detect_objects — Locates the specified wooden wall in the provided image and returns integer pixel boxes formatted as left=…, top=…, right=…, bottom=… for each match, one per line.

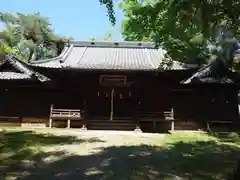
left=173, top=85, right=239, bottom=122
left=0, top=70, right=239, bottom=127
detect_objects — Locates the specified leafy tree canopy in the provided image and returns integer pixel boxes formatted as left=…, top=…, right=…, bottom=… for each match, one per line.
left=0, top=40, right=15, bottom=54
left=0, top=12, right=70, bottom=62
left=100, top=0, right=240, bottom=65
left=0, top=40, right=16, bottom=61
left=89, top=28, right=120, bottom=41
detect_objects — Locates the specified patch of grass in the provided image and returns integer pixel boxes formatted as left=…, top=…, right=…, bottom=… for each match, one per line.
left=215, top=132, right=240, bottom=145
left=161, top=133, right=239, bottom=179
left=96, top=132, right=240, bottom=180
left=165, top=132, right=217, bottom=144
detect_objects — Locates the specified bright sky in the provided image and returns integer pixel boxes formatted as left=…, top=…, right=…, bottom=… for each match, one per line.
left=0, top=0, right=124, bottom=40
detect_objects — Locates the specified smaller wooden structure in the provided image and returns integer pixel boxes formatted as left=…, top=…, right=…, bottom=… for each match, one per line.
left=49, top=105, right=83, bottom=128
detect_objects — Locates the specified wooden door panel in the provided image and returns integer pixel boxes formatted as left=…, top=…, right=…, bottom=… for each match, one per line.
left=88, top=89, right=110, bottom=119
left=113, top=88, right=135, bottom=119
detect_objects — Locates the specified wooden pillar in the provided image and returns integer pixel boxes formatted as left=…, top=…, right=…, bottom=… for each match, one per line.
left=134, top=100, right=141, bottom=132
left=49, top=118, right=52, bottom=128
left=110, top=88, right=114, bottom=120
left=153, top=120, right=156, bottom=130
left=171, top=120, right=175, bottom=131
left=206, top=122, right=210, bottom=130
left=171, top=108, right=175, bottom=131
left=49, top=104, right=53, bottom=128
left=82, top=99, right=87, bottom=130
left=67, top=119, right=71, bottom=128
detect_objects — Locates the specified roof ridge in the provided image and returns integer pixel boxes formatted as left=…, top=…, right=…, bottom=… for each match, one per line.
left=70, top=40, right=156, bottom=49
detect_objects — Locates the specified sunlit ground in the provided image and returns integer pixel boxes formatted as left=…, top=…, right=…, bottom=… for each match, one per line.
left=0, top=128, right=239, bottom=180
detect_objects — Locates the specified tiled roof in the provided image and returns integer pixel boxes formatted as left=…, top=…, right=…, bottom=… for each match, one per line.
left=0, top=72, right=31, bottom=79
left=182, top=60, right=240, bottom=84
left=0, top=54, right=50, bottom=81
left=30, top=41, right=188, bottom=71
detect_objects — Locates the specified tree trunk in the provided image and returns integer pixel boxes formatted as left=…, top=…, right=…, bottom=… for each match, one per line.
left=28, top=48, right=36, bottom=63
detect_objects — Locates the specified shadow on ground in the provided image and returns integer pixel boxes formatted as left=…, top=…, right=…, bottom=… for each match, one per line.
left=1, top=131, right=239, bottom=180
left=0, top=130, right=104, bottom=179
left=0, top=130, right=104, bottom=154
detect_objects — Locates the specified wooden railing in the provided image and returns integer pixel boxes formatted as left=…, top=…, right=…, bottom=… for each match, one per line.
left=51, top=109, right=82, bottom=119
left=139, top=109, right=174, bottom=121
left=49, top=105, right=83, bottom=128
left=139, top=108, right=175, bottom=130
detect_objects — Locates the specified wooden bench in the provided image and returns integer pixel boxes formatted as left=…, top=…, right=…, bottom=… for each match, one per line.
left=139, top=108, right=175, bottom=130
left=49, top=105, right=83, bottom=128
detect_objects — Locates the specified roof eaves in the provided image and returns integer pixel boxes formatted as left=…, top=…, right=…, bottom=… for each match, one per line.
left=0, top=72, right=32, bottom=80
left=180, top=59, right=239, bottom=84
left=29, top=44, right=74, bottom=65
left=5, top=54, right=51, bottom=82
left=64, top=66, right=160, bottom=71
left=31, top=63, right=62, bottom=69
left=7, top=56, right=33, bottom=76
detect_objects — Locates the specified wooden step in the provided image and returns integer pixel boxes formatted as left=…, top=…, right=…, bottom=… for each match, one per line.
left=87, top=123, right=135, bottom=127
left=89, top=116, right=133, bottom=120
left=87, top=119, right=136, bottom=131
left=87, top=125, right=135, bottom=131
left=87, top=121, right=136, bottom=125
left=0, top=122, right=21, bottom=127
left=21, top=123, right=46, bottom=128
left=87, top=121, right=135, bottom=124
left=87, top=124, right=136, bottom=128
left=174, top=121, right=203, bottom=131
left=87, top=119, right=136, bottom=122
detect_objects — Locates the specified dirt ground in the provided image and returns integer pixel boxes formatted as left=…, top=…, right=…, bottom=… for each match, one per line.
left=31, top=129, right=167, bottom=156
left=1, top=128, right=239, bottom=180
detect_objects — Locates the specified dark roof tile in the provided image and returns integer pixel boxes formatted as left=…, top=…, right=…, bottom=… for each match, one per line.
left=30, top=41, right=187, bottom=70
left=0, top=72, right=31, bottom=79
left=0, top=54, right=50, bottom=81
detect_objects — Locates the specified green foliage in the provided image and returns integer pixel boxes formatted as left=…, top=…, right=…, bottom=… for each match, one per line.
left=0, top=40, right=17, bottom=61
left=0, top=41, right=15, bottom=54
left=0, top=12, right=70, bottom=62
left=99, top=0, right=116, bottom=25
left=101, top=0, right=240, bottom=64
left=228, top=132, right=240, bottom=143
left=89, top=28, right=120, bottom=41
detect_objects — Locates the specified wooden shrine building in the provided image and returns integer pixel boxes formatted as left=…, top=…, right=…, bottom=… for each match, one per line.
left=0, top=41, right=239, bottom=132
